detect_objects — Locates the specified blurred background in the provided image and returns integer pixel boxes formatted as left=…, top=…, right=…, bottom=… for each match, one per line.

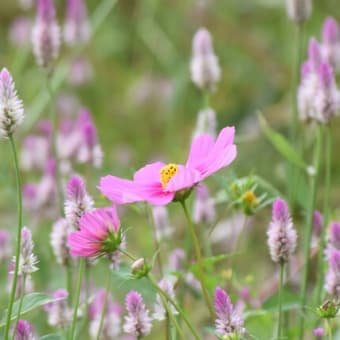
left=0, top=0, right=340, bottom=338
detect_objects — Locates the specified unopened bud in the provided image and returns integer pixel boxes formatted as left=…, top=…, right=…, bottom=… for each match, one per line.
left=131, top=258, right=150, bottom=279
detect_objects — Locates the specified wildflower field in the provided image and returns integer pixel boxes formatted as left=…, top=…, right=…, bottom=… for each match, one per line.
left=2, top=0, right=340, bottom=339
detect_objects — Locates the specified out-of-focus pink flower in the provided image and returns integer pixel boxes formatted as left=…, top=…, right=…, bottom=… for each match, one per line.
left=67, top=57, right=93, bottom=86
left=56, top=93, right=80, bottom=116
left=267, top=198, right=297, bottom=263
left=123, top=291, right=152, bottom=337
left=192, top=184, right=215, bottom=224
left=64, top=0, right=91, bottom=46
left=100, top=127, right=236, bottom=206
left=0, top=230, right=11, bottom=263
left=151, top=206, right=174, bottom=241
left=192, top=107, right=217, bottom=139
left=285, top=0, right=312, bottom=23
left=88, top=289, right=122, bottom=339
left=153, top=278, right=178, bottom=320
left=14, top=319, right=36, bottom=340
left=50, top=219, right=72, bottom=266
left=190, top=28, right=221, bottom=91
left=7, top=261, right=34, bottom=298
left=68, top=207, right=122, bottom=258
left=0, top=68, right=24, bottom=139
left=321, top=17, right=340, bottom=72
left=32, top=0, right=60, bottom=67
left=8, top=17, right=32, bottom=48
left=314, top=327, right=325, bottom=338
left=214, top=287, right=245, bottom=338
left=44, top=289, right=71, bottom=327
left=325, top=249, right=340, bottom=298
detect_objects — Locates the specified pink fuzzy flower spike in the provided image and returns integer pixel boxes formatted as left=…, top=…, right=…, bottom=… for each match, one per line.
left=321, top=17, right=340, bottom=71
left=214, top=287, right=245, bottom=338
left=325, top=249, right=340, bottom=298
left=99, top=126, right=236, bottom=206
left=14, top=320, right=36, bottom=340
left=68, top=207, right=122, bottom=258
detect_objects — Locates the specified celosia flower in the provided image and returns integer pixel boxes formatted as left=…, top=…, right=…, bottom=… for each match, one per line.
left=327, top=222, right=340, bottom=256
left=50, top=218, right=72, bottom=266
left=151, top=206, right=174, bottom=241
left=68, top=207, right=122, bottom=258
left=321, top=17, right=340, bottom=72
left=192, top=107, right=217, bottom=139
left=100, top=127, right=236, bottom=206
left=313, top=210, right=324, bottom=238
left=32, top=0, right=60, bottom=68
left=190, top=28, right=221, bottom=91
left=314, top=327, right=325, bottom=338
left=267, top=198, right=297, bottom=263
left=45, top=289, right=71, bottom=327
left=214, top=287, right=245, bottom=338
left=64, top=0, right=91, bottom=46
left=285, top=0, right=312, bottom=23
left=153, top=278, right=178, bottom=320
left=64, top=175, right=94, bottom=230
left=0, top=229, right=11, bottom=263
left=192, top=184, right=216, bottom=224
left=123, top=291, right=152, bottom=337
left=7, top=261, right=34, bottom=298
left=0, top=68, right=24, bottom=139
left=14, top=320, right=36, bottom=340
left=88, top=289, right=122, bottom=339
left=13, top=227, right=38, bottom=275
left=325, top=250, right=340, bottom=299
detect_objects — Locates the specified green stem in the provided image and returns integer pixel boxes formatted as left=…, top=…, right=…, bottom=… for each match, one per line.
left=13, top=274, right=26, bottom=339
left=298, top=126, right=322, bottom=340
left=4, top=136, right=23, bottom=340
left=180, top=200, right=215, bottom=321
left=69, top=258, right=85, bottom=340
left=326, top=319, right=333, bottom=340
left=96, top=269, right=112, bottom=340
left=316, top=125, right=332, bottom=304
left=277, top=262, right=285, bottom=340
left=66, top=265, right=73, bottom=304
left=45, top=74, right=63, bottom=216
left=147, top=274, right=198, bottom=340
left=203, top=91, right=210, bottom=109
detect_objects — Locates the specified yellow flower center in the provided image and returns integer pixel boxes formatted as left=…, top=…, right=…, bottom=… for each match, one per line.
left=160, top=163, right=178, bottom=188
left=242, top=191, right=257, bottom=206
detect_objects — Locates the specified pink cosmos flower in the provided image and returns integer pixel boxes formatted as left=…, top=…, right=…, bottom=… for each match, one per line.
left=68, top=207, right=122, bottom=258
left=99, top=127, right=236, bottom=206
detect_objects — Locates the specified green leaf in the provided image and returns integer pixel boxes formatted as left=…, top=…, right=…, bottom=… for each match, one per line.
left=262, top=288, right=300, bottom=311
left=40, top=335, right=62, bottom=340
left=189, top=254, right=236, bottom=273
left=258, top=113, right=306, bottom=170
left=0, top=293, right=63, bottom=328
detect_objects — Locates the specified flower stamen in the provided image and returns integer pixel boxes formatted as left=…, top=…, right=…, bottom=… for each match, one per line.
left=160, top=163, right=178, bottom=188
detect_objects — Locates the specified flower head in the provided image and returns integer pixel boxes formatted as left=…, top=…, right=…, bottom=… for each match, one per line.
left=267, top=198, right=297, bottom=263
left=285, top=0, right=312, bottom=23
left=190, top=28, right=221, bottom=91
left=32, top=0, right=60, bottom=67
left=214, top=287, right=245, bottom=338
left=100, top=127, right=236, bottom=206
left=0, top=68, right=24, bottom=139
left=123, top=291, right=152, bottom=337
left=314, top=327, right=324, bottom=338
left=50, top=218, right=72, bottom=266
left=64, top=0, right=90, bottom=45
left=44, top=289, right=71, bottom=327
left=64, top=175, right=94, bottom=230
left=153, top=278, right=178, bottom=320
left=14, top=320, right=36, bottom=340
left=325, top=249, right=340, bottom=299
left=68, top=207, right=122, bottom=258
left=321, top=17, right=340, bottom=72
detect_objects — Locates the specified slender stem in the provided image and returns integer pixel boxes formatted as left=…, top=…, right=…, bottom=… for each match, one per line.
left=96, top=269, right=112, bottom=340
left=85, top=264, right=90, bottom=316
left=316, top=125, right=332, bottom=304
left=277, top=262, right=285, bottom=340
left=13, top=274, right=26, bottom=339
left=69, top=258, right=85, bottom=340
left=147, top=274, right=198, bottom=340
left=45, top=74, right=63, bottom=216
left=298, top=126, right=322, bottom=340
left=326, top=319, right=333, bottom=340
left=180, top=200, right=215, bottom=321
left=66, top=265, right=73, bottom=304
left=4, top=136, right=23, bottom=340
left=203, top=91, right=210, bottom=109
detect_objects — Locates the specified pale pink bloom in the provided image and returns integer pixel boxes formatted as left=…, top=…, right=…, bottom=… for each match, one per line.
left=67, top=57, right=93, bottom=86
left=64, top=0, right=91, bottom=46
left=321, top=17, right=340, bottom=72
left=0, top=230, right=11, bottom=263
left=190, top=28, right=221, bottom=91
left=50, top=219, right=72, bottom=266
left=0, top=68, right=24, bottom=139
left=192, top=184, right=215, bottom=224
left=314, top=327, right=325, bottom=338
left=167, top=248, right=185, bottom=272
left=32, top=0, right=60, bottom=67
left=7, top=261, right=34, bottom=298
left=192, top=107, right=217, bottom=139
left=68, top=207, right=122, bottom=258
left=325, top=249, right=340, bottom=298
left=100, top=127, right=236, bottom=206
left=9, top=17, right=32, bottom=47
left=151, top=206, right=174, bottom=241
left=18, top=0, right=33, bottom=10
left=123, top=291, right=152, bottom=337
left=64, top=175, right=94, bottom=230
left=153, top=278, right=178, bottom=320
left=88, top=289, right=122, bottom=339
left=45, top=289, right=72, bottom=327
left=285, top=0, right=312, bottom=23
left=56, top=93, right=80, bottom=116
